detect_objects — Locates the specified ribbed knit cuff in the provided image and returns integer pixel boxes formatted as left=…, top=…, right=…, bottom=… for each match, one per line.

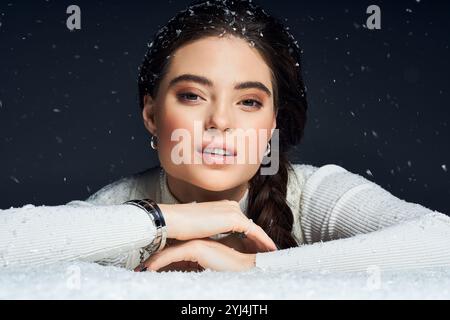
left=255, top=212, right=450, bottom=273
left=0, top=202, right=157, bottom=268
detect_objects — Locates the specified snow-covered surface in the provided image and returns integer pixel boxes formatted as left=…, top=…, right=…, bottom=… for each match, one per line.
left=1, top=262, right=449, bottom=299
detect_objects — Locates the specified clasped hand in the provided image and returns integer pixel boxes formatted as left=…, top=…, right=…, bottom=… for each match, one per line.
left=134, top=200, right=277, bottom=272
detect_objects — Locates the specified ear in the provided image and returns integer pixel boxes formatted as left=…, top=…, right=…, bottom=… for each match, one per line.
left=270, top=116, right=277, bottom=137
left=142, top=95, right=158, bottom=136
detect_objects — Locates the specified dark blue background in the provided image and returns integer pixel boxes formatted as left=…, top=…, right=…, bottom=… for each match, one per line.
left=0, top=0, right=449, bottom=215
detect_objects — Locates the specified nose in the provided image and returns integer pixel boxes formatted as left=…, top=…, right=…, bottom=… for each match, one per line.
left=204, top=99, right=234, bottom=133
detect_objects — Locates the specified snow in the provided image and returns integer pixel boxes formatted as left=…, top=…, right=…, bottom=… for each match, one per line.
left=0, top=262, right=449, bottom=299
left=9, top=176, right=20, bottom=184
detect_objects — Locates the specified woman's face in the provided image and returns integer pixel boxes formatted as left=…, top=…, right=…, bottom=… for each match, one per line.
left=142, top=35, right=276, bottom=192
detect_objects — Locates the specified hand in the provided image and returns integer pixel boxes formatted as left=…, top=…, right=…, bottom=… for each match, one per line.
left=138, top=235, right=264, bottom=272
left=216, top=232, right=260, bottom=254
left=135, top=238, right=256, bottom=272
left=146, top=239, right=205, bottom=272
left=159, top=200, right=277, bottom=253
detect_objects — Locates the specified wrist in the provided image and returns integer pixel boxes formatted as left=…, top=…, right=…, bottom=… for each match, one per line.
left=242, top=253, right=256, bottom=271
left=158, top=204, right=176, bottom=239
left=122, top=199, right=168, bottom=256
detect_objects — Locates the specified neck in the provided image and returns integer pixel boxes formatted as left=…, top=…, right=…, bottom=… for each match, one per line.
left=166, top=173, right=249, bottom=204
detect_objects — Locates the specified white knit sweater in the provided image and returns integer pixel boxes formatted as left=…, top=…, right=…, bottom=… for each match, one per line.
left=1, top=163, right=449, bottom=272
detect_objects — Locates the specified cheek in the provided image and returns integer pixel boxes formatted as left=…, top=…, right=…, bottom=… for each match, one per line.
left=236, top=104, right=275, bottom=133
left=242, top=117, right=273, bottom=133
left=236, top=116, right=275, bottom=158
left=156, top=105, right=199, bottom=166
left=158, top=114, right=191, bottom=150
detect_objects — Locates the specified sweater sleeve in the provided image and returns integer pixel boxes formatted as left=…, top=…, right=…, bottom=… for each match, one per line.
left=255, top=164, right=450, bottom=272
left=0, top=200, right=156, bottom=270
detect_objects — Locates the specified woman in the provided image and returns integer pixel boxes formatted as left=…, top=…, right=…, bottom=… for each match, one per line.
left=1, top=0, right=449, bottom=273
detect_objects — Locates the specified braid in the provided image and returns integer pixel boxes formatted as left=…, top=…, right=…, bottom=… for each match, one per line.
left=247, top=152, right=298, bottom=249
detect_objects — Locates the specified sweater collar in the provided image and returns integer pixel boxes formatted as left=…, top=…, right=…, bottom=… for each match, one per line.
left=158, top=167, right=249, bottom=216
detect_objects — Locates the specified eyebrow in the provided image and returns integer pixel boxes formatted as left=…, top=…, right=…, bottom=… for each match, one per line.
left=168, top=74, right=272, bottom=98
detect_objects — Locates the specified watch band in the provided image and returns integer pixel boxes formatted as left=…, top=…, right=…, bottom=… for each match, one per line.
left=123, top=199, right=168, bottom=255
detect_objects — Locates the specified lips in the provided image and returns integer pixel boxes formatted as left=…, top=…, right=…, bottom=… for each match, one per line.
left=202, top=147, right=234, bottom=156
left=197, top=142, right=236, bottom=165
left=198, top=140, right=237, bottom=157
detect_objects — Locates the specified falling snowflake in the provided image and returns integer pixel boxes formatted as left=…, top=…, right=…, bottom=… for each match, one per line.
left=10, top=176, right=20, bottom=184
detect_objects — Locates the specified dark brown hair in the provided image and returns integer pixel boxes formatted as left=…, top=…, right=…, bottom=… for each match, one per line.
left=138, top=0, right=308, bottom=249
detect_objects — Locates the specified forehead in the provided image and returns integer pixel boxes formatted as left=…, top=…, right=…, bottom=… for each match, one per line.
left=165, top=36, right=273, bottom=90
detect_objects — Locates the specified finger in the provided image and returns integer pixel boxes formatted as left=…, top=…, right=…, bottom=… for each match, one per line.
left=158, top=261, right=203, bottom=273
left=143, top=242, right=198, bottom=271
left=227, top=211, right=277, bottom=252
left=243, top=221, right=277, bottom=252
left=223, top=226, right=275, bottom=253
left=152, top=239, right=254, bottom=272
left=198, top=239, right=254, bottom=272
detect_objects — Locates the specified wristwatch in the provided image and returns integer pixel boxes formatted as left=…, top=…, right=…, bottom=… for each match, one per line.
left=123, top=199, right=168, bottom=254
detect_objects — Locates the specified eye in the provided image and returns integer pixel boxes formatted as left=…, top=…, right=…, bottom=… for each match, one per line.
left=177, top=92, right=203, bottom=103
left=240, top=99, right=263, bottom=109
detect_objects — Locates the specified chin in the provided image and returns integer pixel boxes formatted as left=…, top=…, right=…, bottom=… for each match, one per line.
left=189, top=169, right=240, bottom=191
left=183, top=165, right=252, bottom=192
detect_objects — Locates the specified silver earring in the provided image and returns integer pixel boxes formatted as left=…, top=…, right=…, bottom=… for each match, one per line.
left=264, top=142, right=271, bottom=157
left=150, top=135, right=158, bottom=150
